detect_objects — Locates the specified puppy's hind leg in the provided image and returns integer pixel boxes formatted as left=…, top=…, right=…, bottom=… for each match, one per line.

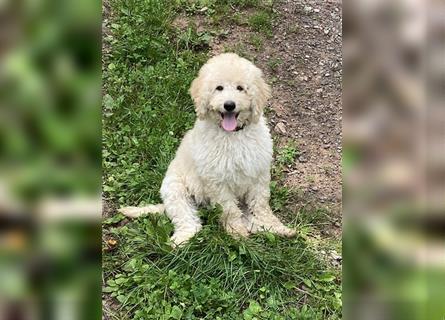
left=161, top=176, right=202, bottom=247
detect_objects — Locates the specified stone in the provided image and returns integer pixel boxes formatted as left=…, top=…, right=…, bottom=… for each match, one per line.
left=275, top=122, right=287, bottom=134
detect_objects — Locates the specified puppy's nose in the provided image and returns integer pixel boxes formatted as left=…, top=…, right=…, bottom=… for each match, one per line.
left=224, top=101, right=236, bottom=112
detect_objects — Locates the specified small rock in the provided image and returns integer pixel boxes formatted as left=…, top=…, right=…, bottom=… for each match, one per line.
left=330, top=250, right=342, bottom=261
left=304, top=6, right=313, bottom=13
left=324, top=28, right=330, bottom=35
left=314, top=8, right=320, bottom=13
left=298, top=156, right=308, bottom=163
left=275, top=122, right=287, bottom=134
left=331, top=63, right=341, bottom=71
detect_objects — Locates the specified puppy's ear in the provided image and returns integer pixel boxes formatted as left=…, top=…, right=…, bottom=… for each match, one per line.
left=250, top=68, right=271, bottom=123
left=189, top=75, right=208, bottom=120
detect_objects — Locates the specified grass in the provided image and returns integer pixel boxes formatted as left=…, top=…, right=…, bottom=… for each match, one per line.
left=103, top=0, right=341, bottom=319
left=248, top=10, right=274, bottom=36
left=268, top=57, right=283, bottom=72
left=249, top=34, right=265, bottom=50
left=276, top=143, right=299, bottom=167
left=104, top=210, right=340, bottom=320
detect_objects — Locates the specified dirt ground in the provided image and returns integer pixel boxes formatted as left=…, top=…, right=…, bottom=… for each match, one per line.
left=211, top=0, right=342, bottom=214
left=266, top=0, right=342, bottom=213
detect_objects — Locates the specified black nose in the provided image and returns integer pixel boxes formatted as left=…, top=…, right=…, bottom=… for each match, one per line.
left=224, top=101, right=236, bottom=112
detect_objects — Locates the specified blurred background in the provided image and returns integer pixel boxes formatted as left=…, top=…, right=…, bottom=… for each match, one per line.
left=0, top=0, right=443, bottom=319
left=343, top=0, right=444, bottom=319
left=0, top=0, right=101, bottom=319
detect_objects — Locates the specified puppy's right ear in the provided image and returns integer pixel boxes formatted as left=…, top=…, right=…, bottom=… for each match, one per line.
left=189, top=75, right=207, bottom=120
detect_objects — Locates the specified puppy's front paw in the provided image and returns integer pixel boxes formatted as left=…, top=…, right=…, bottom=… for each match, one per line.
left=170, top=231, right=195, bottom=248
left=118, top=206, right=144, bottom=218
left=224, top=219, right=250, bottom=238
left=275, top=225, right=297, bottom=237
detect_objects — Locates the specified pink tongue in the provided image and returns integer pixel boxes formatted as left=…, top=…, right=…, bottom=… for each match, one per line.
left=222, top=113, right=237, bottom=132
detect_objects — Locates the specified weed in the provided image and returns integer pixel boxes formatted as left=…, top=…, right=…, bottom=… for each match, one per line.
left=181, top=0, right=216, bottom=15
left=231, top=12, right=246, bottom=25
left=248, top=10, right=273, bottom=36
left=270, top=181, right=290, bottom=212
left=176, top=26, right=212, bottom=51
left=223, top=0, right=263, bottom=8
left=249, top=33, right=264, bottom=50
left=276, top=143, right=299, bottom=167
left=268, top=57, right=283, bottom=72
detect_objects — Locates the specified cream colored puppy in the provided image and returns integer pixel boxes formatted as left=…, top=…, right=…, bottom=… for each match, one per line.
left=119, top=53, right=295, bottom=246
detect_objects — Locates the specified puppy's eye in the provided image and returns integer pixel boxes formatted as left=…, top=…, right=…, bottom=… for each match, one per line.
left=216, top=86, right=224, bottom=91
left=237, top=85, right=244, bottom=91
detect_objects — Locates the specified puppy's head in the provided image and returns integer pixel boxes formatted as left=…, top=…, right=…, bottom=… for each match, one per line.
left=189, top=53, right=271, bottom=132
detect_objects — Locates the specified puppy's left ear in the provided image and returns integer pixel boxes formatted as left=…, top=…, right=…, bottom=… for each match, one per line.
left=250, top=67, right=271, bottom=123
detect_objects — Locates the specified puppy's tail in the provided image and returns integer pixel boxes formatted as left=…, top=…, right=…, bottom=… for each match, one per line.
left=118, top=204, right=165, bottom=218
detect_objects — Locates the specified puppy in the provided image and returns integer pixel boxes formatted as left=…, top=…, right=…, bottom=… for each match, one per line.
left=119, top=53, right=295, bottom=246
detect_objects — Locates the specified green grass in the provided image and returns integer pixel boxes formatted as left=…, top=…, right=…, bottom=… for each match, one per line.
left=103, top=0, right=207, bottom=205
left=248, top=10, right=274, bottom=36
left=276, top=143, right=299, bottom=167
left=103, top=0, right=341, bottom=319
left=249, top=34, right=265, bottom=50
left=104, top=210, right=341, bottom=319
left=267, top=57, right=283, bottom=72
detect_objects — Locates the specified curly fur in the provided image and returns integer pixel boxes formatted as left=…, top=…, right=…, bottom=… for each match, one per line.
left=119, top=53, right=295, bottom=246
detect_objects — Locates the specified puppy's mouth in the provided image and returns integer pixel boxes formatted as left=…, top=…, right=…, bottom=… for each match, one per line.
left=219, top=112, right=239, bottom=132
